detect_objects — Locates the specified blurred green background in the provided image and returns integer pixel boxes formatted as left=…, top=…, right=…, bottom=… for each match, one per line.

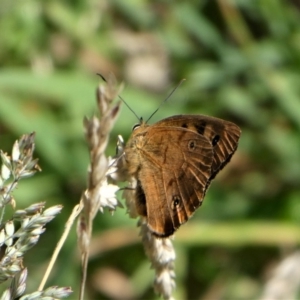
left=1, top=0, right=300, bottom=299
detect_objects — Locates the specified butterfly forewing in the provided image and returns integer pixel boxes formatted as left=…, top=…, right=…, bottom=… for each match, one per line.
left=153, top=115, right=241, bottom=181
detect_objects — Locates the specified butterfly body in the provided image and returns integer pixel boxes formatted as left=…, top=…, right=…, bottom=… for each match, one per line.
left=124, top=115, right=241, bottom=237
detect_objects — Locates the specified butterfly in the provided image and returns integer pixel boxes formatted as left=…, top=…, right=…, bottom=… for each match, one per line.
left=123, top=114, right=241, bottom=237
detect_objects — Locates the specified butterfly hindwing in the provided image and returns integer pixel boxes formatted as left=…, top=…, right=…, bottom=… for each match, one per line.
left=132, top=126, right=213, bottom=236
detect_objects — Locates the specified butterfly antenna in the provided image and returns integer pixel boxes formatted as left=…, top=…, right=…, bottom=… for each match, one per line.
left=119, top=96, right=140, bottom=121
left=97, top=73, right=140, bottom=122
left=145, top=78, right=186, bottom=123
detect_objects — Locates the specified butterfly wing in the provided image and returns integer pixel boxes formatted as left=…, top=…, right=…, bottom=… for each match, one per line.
left=125, top=114, right=241, bottom=237
left=133, top=126, right=214, bottom=237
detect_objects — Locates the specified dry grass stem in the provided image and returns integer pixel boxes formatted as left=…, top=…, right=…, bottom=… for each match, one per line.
left=38, top=201, right=84, bottom=291
left=77, top=75, right=122, bottom=300
left=0, top=133, right=72, bottom=299
left=140, top=220, right=176, bottom=300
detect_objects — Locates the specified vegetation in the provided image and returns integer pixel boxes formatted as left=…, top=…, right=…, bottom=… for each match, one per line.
left=1, top=0, right=300, bottom=299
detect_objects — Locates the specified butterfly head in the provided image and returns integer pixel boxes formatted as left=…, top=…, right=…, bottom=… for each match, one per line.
left=131, top=117, right=148, bottom=132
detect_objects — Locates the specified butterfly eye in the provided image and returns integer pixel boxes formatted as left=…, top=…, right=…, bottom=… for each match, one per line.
left=132, top=124, right=140, bottom=131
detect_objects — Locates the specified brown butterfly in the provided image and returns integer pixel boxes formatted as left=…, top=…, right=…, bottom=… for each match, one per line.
left=124, top=114, right=241, bottom=237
